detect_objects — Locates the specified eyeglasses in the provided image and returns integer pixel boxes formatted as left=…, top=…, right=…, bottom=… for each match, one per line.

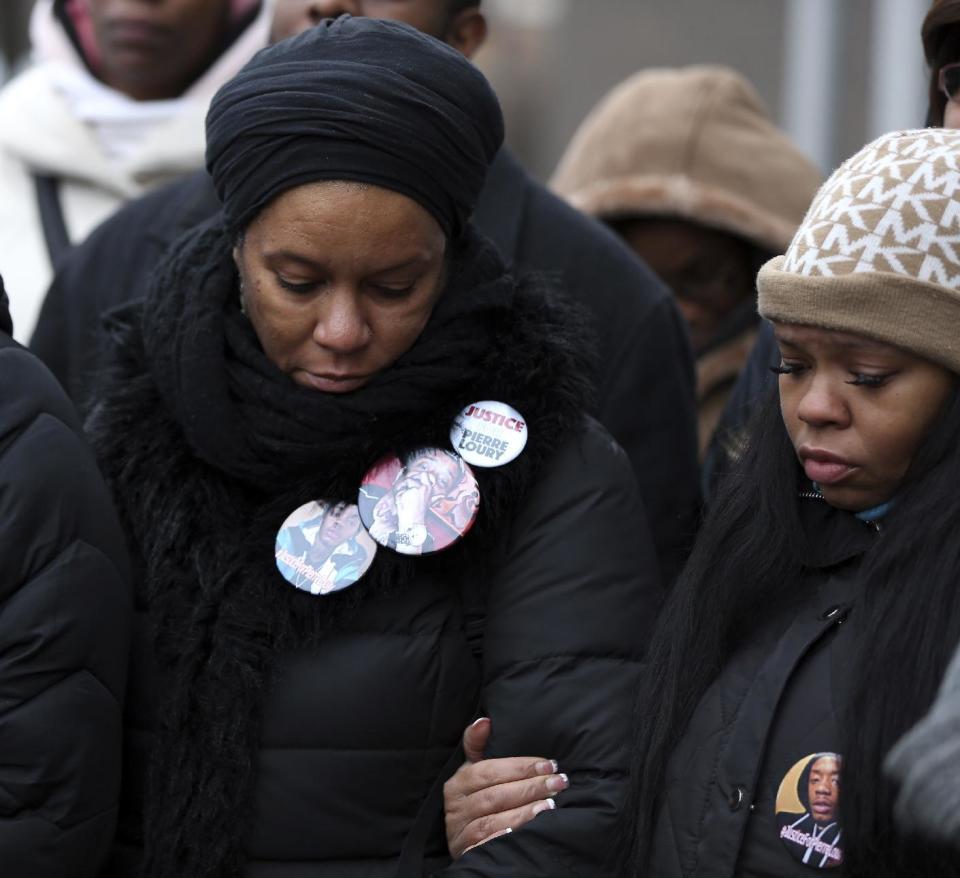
left=939, top=62, right=960, bottom=103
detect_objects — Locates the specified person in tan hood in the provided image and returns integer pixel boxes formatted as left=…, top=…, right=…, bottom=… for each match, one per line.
left=551, top=65, right=821, bottom=458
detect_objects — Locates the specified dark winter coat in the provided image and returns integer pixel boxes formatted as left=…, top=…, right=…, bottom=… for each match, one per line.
left=32, top=147, right=700, bottom=584
left=87, top=226, right=661, bottom=877
left=0, top=279, right=131, bottom=876
left=648, top=498, right=875, bottom=877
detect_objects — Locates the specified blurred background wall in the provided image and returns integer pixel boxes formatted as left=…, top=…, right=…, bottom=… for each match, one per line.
left=0, top=0, right=932, bottom=179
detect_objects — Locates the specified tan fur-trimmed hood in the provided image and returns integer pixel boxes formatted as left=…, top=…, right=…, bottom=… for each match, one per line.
left=550, top=65, right=822, bottom=254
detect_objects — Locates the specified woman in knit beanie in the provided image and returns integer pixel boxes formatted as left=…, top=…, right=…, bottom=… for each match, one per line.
left=704, top=0, right=960, bottom=498
left=442, top=128, right=960, bottom=876
left=550, top=65, right=821, bottom=458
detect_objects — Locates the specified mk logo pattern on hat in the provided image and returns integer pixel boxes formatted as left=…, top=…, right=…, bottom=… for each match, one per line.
left=757, top=129, right=960, bottom=374
left=783, top=129, right=960, bottom=288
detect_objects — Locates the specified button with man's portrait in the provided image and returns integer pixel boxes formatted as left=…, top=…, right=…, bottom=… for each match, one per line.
left=450, top=400, right=528, bottom=468
left=775, top=752, right=844, bottom=869
left=358, top=449, right=480, bottom=556
left=275, top=501, right=377, bottom=595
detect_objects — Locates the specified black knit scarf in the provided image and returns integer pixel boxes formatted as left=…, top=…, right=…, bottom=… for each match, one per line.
left=141, top=219, right=522, bottom=495
left=88, top=219, right=595, bottom=877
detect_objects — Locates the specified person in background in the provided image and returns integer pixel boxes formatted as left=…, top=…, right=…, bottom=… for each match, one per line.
left=86, top=17, right=658, bottom=875
left=32, top=0, right=700, bottom=586
left=878, top=7, right=960, bottom=840
left=885, top=644, right=960, bottom=852
left=0, top=272, right=131, bottom=875
left=441, top=128, right=960, bottom=877
left=923, top=0, right=960, bottom=126
left=550, top=66, right=821, bottom=460
left=0, top=0, right=272, bottom=341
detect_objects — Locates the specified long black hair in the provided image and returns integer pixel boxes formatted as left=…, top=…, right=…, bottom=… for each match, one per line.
left=623, top=380, right=960, bottom=877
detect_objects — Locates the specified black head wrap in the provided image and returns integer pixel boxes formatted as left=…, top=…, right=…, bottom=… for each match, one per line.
left=205, top=14, right=504, bottom=238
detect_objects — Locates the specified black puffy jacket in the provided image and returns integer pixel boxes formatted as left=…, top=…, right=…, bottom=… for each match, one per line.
left=0, top=282, right=131, bottom=876
left=103, top=423, right=656, bottom=878
left=648, top=499, right=874, bottom=877
left=89, top=249, right=662, bottom=877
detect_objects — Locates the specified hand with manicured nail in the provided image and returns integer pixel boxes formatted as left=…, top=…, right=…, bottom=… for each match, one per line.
left=444, top=718, right=570, bottom=859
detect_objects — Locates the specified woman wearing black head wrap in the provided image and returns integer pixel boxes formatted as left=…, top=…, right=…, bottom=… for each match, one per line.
left=87, top=16, right=660, bottom=878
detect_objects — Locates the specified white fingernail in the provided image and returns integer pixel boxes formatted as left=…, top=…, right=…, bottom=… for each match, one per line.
left=470, top=716, right=490, bottom=727
left=532, top=798, right=557, bottom=815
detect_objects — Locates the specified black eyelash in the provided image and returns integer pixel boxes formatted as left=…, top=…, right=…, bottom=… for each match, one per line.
left=847, top=373, right=889, bottom=387
left=769, top=363, right=801, bottom=375
left=277, top=277, right=316, bottom=294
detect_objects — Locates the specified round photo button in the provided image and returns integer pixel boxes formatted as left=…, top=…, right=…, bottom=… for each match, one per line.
left=275, top=501, right=376, bottom=595
left=450, top=401, right=528, bottom=468
left=775, top=752, right=844, bottom=869
left=358, top=449, right=480, bottom=556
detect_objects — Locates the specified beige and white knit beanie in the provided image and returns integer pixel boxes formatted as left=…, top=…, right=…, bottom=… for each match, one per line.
left=758, top=128, right=960, bottom=373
